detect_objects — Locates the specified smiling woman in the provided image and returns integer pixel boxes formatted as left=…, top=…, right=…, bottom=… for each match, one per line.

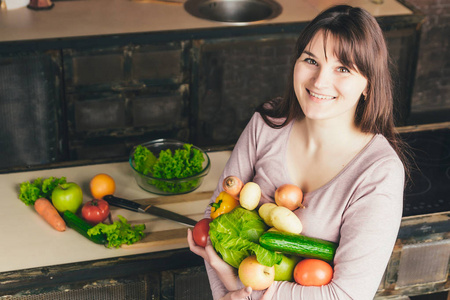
left=187, top=4, right=410, bottom=300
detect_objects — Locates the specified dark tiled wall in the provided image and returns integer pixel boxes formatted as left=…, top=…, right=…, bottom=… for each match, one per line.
left=407, top=0, right=450, bottom=115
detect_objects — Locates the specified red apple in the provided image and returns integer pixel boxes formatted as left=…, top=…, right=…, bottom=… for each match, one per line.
left=238, top=255, right=275, bottom=290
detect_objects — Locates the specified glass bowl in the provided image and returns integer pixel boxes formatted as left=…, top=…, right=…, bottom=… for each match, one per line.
left=129, top=139, right=211, bottom=195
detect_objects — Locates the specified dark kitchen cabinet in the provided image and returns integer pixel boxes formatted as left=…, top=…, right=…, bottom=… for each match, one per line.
left=62, top=43, right=191, bottom=161
left=0, top=250, right=211, bottom=300
left=1, top=274, right=159, bottom=299
left=0, top=50, right=66, bottom=171
left=192, top=35, right=297, bottom=146
left=63, top=43, right=188, bottom=93
left=384, top=28, right=421, bottom=124
left=160, top=266, right=213, bottom=300
left=64, top=86, right=190, bottom=160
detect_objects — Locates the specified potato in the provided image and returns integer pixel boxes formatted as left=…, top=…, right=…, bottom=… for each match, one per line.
left=239, top=182, right=261, bottom=210
left=258, top=203, right=278, bottom=226
left=270, top=206, right=303, bottom=234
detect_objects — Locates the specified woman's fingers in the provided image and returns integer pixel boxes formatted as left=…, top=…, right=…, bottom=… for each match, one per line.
left=221, top=286, right=252, bottom=300
left=234, top=286, right=252, bottom=299
left=187, top=229, right=208, bottom=259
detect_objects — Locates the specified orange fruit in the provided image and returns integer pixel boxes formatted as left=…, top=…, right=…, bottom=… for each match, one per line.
left=90, top=173, right=116, bottom=199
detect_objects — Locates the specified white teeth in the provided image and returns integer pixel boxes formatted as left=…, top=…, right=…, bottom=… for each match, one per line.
left=309, top=91, right=335, bottom=100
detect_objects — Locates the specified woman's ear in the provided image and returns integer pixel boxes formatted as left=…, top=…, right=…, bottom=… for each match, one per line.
left=361, top=89, right=368, bottom=101
left=362, top=85, right=368, bottom=99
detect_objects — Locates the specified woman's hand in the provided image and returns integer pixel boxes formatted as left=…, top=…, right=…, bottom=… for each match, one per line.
left=188, top=229, right=276, bottom=299
left=220, top=286, right=252, bottom=300
left=187, top=228, right=238, bottom=291
left=220, top=284, right=276, bottom=300
left=220, top=287, right=252, bottom=300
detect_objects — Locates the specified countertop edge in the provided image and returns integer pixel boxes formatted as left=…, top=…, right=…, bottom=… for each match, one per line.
left=0, top=0, right=417, bottom=44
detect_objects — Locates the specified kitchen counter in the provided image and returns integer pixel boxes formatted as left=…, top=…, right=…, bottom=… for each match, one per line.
left=1, top=123, right=449, bottom=298
left=0, top=150, right=230, bottom=274
left=0, top=0, right=413, bottom=43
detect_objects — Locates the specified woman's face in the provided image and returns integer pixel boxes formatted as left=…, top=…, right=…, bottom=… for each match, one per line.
left=293, top=30, right=368, bottom=123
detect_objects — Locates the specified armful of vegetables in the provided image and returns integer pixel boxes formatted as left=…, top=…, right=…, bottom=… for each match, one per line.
left=87, top=215, right=146, bottom=248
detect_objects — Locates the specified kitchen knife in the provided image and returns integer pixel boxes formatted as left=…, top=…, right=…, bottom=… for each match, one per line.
left=103, top=195, right=197, bottom=227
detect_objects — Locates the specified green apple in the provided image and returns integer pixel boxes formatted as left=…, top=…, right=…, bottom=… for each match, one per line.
left=274, top=254, right=301, bottom=282
left=52, top=182, right=83, bottom=214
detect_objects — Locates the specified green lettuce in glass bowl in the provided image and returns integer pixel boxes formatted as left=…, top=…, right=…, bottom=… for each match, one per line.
left=129, top=139, right=211, bottom=195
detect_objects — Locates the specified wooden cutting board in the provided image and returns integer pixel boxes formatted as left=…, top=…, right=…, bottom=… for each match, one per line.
left=121, top=228, right=189, bottom=249
left=119, top=191, right=214, bottom=249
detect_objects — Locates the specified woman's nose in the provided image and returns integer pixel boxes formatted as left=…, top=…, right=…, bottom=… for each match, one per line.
left=312, top=68, right=331, bottom=89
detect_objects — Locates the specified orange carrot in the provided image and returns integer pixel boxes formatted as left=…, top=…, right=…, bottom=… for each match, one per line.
left=34, top=198, right=66, bottom=232
left=222, top=176, right=244, bottom=199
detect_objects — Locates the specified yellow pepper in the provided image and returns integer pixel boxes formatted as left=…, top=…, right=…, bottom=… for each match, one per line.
left=210, top=191, right=239, bottom=219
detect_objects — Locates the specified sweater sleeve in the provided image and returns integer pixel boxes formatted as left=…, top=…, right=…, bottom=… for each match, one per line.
left=255, top=157, right=405, bottom=300
left=204, top=113, right=261, bottom=299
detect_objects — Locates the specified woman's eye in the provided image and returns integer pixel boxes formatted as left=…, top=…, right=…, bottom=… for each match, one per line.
left=337, top=67, right=350, bottom=73
left=304, top=58, right=318, bottom=65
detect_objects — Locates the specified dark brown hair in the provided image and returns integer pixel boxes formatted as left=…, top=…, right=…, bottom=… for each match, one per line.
left=256, top=5, right=411, bottom=178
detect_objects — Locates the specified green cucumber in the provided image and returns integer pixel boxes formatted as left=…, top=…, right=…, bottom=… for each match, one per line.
left=259, top=231, right=338, bottom=262
left=62, top=211, right=107, bottom=245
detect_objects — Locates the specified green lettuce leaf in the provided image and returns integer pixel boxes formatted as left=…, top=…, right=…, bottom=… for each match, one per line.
left=134, top=145, right=157, bottom=175
left=19, top=176, right=67, bottom=206
left=87, top=215, right=146, bottom=248
left=152, top=144, right=204, bottom=179
left=209, top=207, right=282, bottom=268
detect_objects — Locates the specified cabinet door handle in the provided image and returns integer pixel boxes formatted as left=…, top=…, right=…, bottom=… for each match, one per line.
left=111, top=82, right=146, bottom=91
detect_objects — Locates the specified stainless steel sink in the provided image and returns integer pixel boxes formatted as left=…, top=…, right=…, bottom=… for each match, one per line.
left=184, top=0, right=282, bottom=24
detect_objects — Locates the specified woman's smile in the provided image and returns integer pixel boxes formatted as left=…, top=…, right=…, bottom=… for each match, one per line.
left=307, top=89, right=336, bottom=102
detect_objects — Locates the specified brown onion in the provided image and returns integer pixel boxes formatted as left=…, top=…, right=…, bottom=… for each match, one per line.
left=274, top=184, right=305, bottom=210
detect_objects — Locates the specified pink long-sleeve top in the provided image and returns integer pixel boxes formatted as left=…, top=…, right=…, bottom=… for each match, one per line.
left=204, top=112, right=405, bottom=300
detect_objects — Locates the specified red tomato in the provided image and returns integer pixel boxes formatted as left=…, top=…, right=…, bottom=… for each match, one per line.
left=81, top=198, right=110, bottom=225
left=293, top=259, right=333, bottom=286
left=193, top=218, right=212, bottom=247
